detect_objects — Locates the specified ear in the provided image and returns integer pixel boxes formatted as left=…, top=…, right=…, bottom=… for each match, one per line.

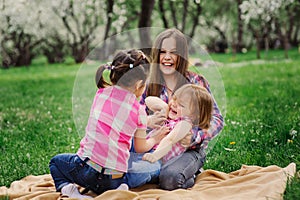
left=135, top=80, right=144, bottom=90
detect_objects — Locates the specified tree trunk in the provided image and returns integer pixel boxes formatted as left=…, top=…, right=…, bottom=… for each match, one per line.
left=249, top=24, right=261, bottom=59
left=283, top=35, right=289, bottom=59
left=72, top=41, right=88, bottom=63
left=14, top=34, right=33, bottom=67
left=274, top=19, right=289, bottom=58
left=103, top=0, right=114, bottom=41
left=169, top=1, right=178, bottom=28
left=256, top=37, right=261, bottom=59
left=15, top=48, right=31, bottom=66
left=138, top=0, right=155, bottom=56
left=189, top=1, right=202, bottom=39
left=158, top=0, right=169, bottom=28
left=236, top=0, right=243, bottom=53
left=291, top=23, right=299, bottom=46
left=100, top=0, right=114, bottom=60
left=181, top=0, right=189, bottom=32
left=263, top=24, right=270, bottom=59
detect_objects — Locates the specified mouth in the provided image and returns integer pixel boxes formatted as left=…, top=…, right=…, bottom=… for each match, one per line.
left=162, top=62, right=174, bottom=68
left=169, top=107, right=177, bottom=116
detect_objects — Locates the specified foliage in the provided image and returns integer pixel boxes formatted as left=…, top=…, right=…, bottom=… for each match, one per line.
left=0, top=0, right=299, bottom=67
left=239, top=0, right=299, bottom=59
left=240, top=0, right=294, bottom=24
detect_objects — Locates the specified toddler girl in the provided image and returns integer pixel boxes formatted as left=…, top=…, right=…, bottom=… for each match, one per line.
left=143, top=84, right=213, bottom=164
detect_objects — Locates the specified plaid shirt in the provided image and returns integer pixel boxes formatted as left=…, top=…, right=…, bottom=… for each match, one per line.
left=141, top=71, right=224, bottom=151
left=77, top=85, right=147, bottom=172
left=162, top=116, right=192, bottom=163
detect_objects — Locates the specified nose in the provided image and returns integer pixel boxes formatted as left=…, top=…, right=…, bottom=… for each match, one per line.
left=170, top=100, right=177, bottom=109
left=163, top=52, right=172, bottom=60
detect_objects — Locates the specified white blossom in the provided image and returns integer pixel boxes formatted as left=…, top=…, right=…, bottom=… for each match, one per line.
left=240, top=0, right=295, bottom=24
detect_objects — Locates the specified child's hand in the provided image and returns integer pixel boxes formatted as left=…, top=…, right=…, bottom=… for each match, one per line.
left=179, top=131, right=193, bottom=148
left=148, top=110, right=167, bottom=129
left=150, top=126, right=170, bottom=144
left=142, top=153, right=159, bottom=163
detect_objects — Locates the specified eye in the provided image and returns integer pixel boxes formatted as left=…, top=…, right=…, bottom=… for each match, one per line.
left=178, top=103, right=185, bottom=108
left=176, top=100, right=185, bottom=108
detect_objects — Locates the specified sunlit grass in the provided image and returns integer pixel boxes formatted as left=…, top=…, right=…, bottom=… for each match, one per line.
left=0, top=50, right=299, bottom=198
left=206, top=57, right=300, bottom=166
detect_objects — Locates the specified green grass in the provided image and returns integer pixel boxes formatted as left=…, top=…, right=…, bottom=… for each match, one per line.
left=0, top=49, right=300, bottom=198
left=209, top=47, right=300, bottom=63
left=0, top=61, right=81, bottom=187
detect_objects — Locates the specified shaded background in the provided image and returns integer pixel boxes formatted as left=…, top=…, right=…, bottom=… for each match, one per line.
left=0, top=0, right=299, bottom=68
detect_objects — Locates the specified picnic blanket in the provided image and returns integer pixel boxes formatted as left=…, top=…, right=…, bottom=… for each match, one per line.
left=0, top=163, right=296, bottom=200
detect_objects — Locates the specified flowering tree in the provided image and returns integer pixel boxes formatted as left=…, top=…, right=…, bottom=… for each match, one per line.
left=0, top=0, right=45, bottom=67
left=49, top=0, right=107, bottom=63
left=240, top=0, right=295, bottom=58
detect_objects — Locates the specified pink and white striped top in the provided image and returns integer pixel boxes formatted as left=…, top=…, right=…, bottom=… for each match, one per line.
left=77, top=85, right=147, bottom=172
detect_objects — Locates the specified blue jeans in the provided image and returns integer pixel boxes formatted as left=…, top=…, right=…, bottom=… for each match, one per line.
left=159, top=149, right=206, bottom=190
left=124, top=151, right=161, bottom=188
left=49, top=154, right=125, bottom=194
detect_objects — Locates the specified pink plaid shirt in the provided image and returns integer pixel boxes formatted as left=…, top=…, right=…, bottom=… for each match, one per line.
left=147, top=116, right=193, bottom=163
left=162, top=117, right=192, bottom=163
left=77, top=85, right=147, bottom=172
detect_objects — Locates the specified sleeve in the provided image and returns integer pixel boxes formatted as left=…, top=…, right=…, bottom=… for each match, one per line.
left=137, top=104, right=147, bottom=130
left=188, top=72, right=224, bottom=150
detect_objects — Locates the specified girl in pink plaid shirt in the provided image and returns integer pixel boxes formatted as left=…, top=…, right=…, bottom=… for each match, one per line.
left=143, top=84, right=213, bottom=164
left=49, top=49, right=168, bottom=199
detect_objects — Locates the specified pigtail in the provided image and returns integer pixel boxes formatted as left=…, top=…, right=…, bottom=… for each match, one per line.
left=95, top=65, right=111, bottom=89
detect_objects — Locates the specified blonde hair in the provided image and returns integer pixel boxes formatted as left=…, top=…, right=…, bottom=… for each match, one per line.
left=174, top=84, right=213, bottom=129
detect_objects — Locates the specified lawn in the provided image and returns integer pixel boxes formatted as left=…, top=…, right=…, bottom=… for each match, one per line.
left=0, top=49, right=299, bottom=199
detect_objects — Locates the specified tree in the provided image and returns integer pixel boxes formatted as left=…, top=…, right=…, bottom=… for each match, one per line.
left=288, top=1, right=300, bottom=47
left=0, top=0, right=43, bottom=67
left=156, top=0, right=202, bottom=39
left=236, top=0, right=244, bottom=53
left=51, top=0, right=105, bottom=63
left=201, top=0, right=232, bottom=53
left=240, top=0, right=295, bottom=59
left=138, top=0, right=155, bottom=55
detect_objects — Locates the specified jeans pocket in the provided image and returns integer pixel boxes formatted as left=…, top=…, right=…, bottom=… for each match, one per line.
left=69, top=158, right=99, bottom=189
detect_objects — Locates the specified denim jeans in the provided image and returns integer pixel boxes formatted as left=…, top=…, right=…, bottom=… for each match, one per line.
left=124, top=151, right=161, bottom=188
left=159, top=149, right=206, bottom=190
left=49, top=153, right=125, bottom=194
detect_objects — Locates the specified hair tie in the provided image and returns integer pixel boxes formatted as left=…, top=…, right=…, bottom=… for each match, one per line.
left=138, top=50, right=146, bottom=59
left=104, top=62, right=115, bottom=70
left=129, top=64, right=133, bottom=68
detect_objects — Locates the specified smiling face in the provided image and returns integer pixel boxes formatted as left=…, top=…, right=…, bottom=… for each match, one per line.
left=159, top=37, right=178, bottom=76
left=168, top=92, right=192, bottom=120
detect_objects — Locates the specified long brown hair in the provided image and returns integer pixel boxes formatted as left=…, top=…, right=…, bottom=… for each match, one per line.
left=174, top=84, right=212, bottom=129
left=147, top=28, right=189, bottom=97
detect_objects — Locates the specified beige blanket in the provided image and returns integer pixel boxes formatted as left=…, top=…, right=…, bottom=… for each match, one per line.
left=0, top=163, right=296, bottom=200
